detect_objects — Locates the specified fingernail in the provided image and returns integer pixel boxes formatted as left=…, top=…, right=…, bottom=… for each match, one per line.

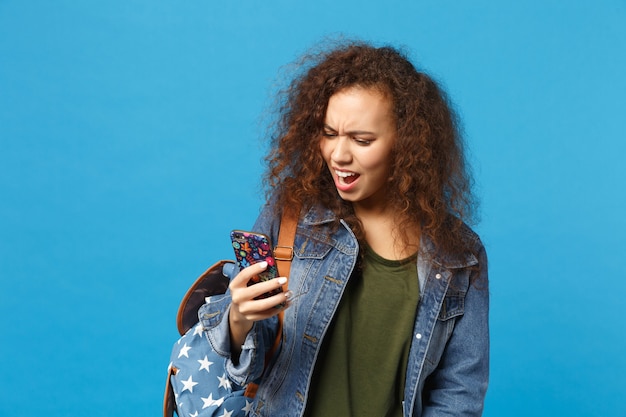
left=277, top=277, right=287, bottom=285
left=258, top=261, right=268, bottom=269
left=285, top=290, right=294, bottom=299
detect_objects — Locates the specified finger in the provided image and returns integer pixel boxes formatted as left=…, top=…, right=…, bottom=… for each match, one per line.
left=249, top=276, right=287, bottom=297
left=237, top=292, right=292, bottom=320
left=230, top=261, right=270, bottom=288
left=231, top=276, right=287, bottom=305
left=252, top=290, right=290, bottom=311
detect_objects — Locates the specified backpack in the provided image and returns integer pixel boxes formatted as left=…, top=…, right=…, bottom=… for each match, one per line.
left=163, top=212, right=296, bottom=417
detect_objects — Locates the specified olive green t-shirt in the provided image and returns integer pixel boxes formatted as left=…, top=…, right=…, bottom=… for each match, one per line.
left=304, top=247, right=419, bottom=417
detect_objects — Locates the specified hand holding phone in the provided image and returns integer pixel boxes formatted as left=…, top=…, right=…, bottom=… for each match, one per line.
left=230, top=230, right=283, bottom=300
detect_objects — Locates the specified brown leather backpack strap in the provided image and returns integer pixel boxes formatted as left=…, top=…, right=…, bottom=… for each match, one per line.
left=163, top=365, right=176, bottom=417
left=274, top=208, right=298, bottom=281
left=271, top=207, right=298, bottom=336
left=244, top=208, right=298, bottom=398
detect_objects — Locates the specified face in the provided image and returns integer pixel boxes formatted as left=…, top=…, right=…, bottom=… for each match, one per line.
left=320, top=86, right=396, bottom=211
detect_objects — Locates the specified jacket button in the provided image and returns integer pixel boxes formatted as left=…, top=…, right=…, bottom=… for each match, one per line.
left=415, top=333, right=422, bottom=339
left=435, top=273, right=442, bottom=279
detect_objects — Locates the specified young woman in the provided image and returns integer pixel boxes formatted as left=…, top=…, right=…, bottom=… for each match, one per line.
left=200, top=41, right=489, bottom=417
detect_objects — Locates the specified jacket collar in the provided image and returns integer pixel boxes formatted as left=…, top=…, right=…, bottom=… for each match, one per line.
left=301, top=205, right=478, bottom=269
left=420, top=233, right=478, bottom=269
left=302, top=206, right=336, bottom=226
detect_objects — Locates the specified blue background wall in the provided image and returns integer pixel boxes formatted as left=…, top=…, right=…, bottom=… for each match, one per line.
left=1, top=1, right=624, bottom=416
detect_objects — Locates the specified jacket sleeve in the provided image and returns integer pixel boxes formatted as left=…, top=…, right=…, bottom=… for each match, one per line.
left=199, top=296, right=279, bottom=387
left=422, top=243, right=490, bottom=417
left=198, top=202, right=282, bottom=387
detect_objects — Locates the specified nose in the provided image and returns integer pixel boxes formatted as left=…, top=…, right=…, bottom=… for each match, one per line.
left=330, top=136, right=352, bottom=164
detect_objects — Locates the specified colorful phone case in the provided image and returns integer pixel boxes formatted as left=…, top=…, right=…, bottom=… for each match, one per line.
left=230, top=230, right=281, bottom=297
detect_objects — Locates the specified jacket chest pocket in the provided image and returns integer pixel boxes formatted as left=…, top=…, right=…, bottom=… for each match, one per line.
left=424, top=270, right=471, bottom=368
left=437, top=269, right=470, bottom=321
left=293, top=234, right=333, bottom=260
left=438, top=293, right=465, bottom=320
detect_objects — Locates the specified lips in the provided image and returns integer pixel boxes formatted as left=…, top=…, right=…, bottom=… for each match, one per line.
left=334, top=169, right=360, bottom=190
left=335, top=169, right=359, bottom=183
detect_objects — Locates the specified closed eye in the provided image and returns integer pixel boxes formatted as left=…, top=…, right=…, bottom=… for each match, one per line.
left=323, top=125, right=375, bottom=144
left=322, top=125, right=338, bottom=137
left=353, top=137, right=374, bottom=145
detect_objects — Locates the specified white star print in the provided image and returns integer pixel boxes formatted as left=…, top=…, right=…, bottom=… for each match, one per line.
left=171, top=319, right=248, bottom=416
left=200, top=393, right=224, bottom=409
left=201, top=393, right=217, bottom=409
left=198, top=355, right=213, bottom=372
left=178, top=343, right=192, bottom=358
left=181, top=375, right=199, bottom=393
left=217, top=373, right=231, bottom=390
left=242, top=400, right=253, bottom=414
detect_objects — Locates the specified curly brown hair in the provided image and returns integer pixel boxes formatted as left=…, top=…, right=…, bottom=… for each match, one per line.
left=264, top=40, right=478, bottom=258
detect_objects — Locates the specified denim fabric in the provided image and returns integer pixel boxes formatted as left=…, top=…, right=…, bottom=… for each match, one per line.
left=199, top=204, right=489, bottom=417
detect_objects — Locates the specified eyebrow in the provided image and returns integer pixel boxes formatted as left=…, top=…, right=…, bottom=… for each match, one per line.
left=323, top=124, right=376, bottom=136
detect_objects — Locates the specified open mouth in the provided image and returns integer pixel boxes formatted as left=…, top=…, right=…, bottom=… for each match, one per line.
left=335, top=170, right=359, bottom=185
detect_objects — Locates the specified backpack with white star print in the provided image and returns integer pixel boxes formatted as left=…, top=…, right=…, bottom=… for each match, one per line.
left=163, top=211, right=297, bottom=417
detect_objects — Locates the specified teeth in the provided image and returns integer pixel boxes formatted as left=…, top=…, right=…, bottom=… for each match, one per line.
left=335, top=170, right=356, bottom=178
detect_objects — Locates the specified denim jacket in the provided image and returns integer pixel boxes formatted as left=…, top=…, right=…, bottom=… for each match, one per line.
left=199, top=204, right=489, bottom=417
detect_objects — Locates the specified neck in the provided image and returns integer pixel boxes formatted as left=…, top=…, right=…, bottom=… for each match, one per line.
left=352, top=200, right=392, bottom=221
left=352, top=202, right=420, bottom=260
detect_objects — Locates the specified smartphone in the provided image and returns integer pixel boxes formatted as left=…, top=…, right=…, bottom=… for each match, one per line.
left=230, top=230, right=283, bottom=299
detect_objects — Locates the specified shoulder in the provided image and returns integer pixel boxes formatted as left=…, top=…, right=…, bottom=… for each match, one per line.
left=423, top=220, right=486, bottom=270
left=458, top=221, right=485, bottom=256
left=454, top=222, right=488, bottom=288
